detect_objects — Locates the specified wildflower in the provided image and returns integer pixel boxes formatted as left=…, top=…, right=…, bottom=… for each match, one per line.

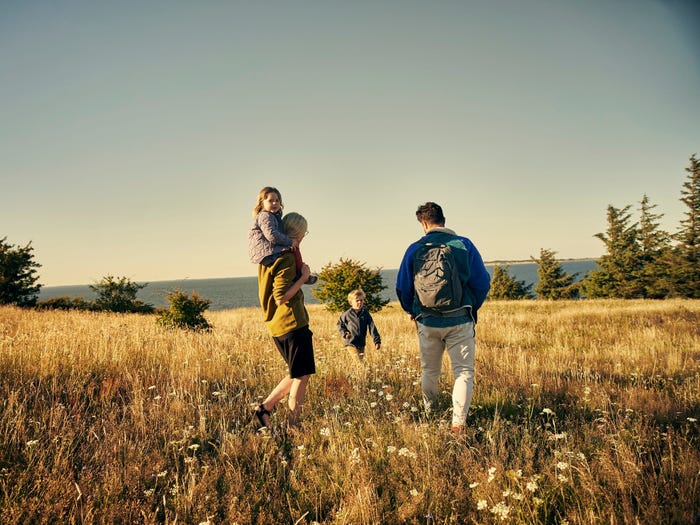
left=549, top=432, right=567, bottom=441
left=398, top=447, right=410, bottom=457
left=26, top=440, right=39, bottom=447
left=541, top=408, right=555, bottom=416
left=557, top=474, right=568, bottom=483
left=143, top=488, right=155, bottom=497
left=512, top=493, right=524, bottom=501
left=502, top=489, right=511, bottom=498
left=487, top=466, right=497, bottom=482
left=349, top=448, right=360, bottom=465
left=688, top=418, right=697, bottom=423
left=490, top=501, right=511, bottom=521
left=387, top=446, right=397, bottom=454
left=320, top=427, right=331, bottom=437
left=584, top=387, right=591, bottom=395
left=153, top=395, right=161, bottom=401
left=533, top=497, right=543, bottom=506
left=557, top=461, right=569, bottom=470
left=157, top=470, right=168, bottom=478
left=212, top=391, right=223, bottom=397
left=469, top=482, right=479, bottom=489
left=477, top=500, right=488, bottom=510
left=410, top=488, right=419, bottom=497
left=577, top=452, right=586, bottom=461
left=526, top=481, right=538, bottom=492
left=148, top=385, right=156, bottom=390
left=385, top=394, right=394, bottom=401
left=332, top=404, right=340, bottom=410
left=370, top=402, right=378, bottom=408
left=188, top=444, right=200, bottom=451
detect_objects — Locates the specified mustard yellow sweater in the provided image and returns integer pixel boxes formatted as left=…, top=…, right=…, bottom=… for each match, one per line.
left=257, top=252, right=309, bottom=337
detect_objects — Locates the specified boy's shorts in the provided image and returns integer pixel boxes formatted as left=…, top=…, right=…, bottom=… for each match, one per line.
left=273, top=325, right=316, bottom=378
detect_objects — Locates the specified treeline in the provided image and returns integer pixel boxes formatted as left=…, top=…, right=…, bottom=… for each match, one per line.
left=2, top=155, right=699, bottom=309
left=490, top=154, right=700, bottom=300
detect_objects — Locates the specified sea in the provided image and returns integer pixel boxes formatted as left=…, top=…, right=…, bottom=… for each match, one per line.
left=38, top=260, right=598, bottom=311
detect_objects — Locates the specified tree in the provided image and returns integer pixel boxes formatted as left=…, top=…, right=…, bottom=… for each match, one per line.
left=89, top=275, right=154, bottom=313
left=582, top=205, right=643, bottom=298
left=666, top=154, right=700, bottom=298
left=312, top=258, right=388, bottom=313
left=637, top=194, right=671, bottom=298
left=532, top=248, right=579, bottom=299
left=0, top=237, right=42, bottom=307
left=487, top=264, right=533, bottom=300
left=157, top=289, right=211, bottom=330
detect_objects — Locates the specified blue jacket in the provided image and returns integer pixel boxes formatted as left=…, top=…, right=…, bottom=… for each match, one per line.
left=396, top=227, right=491, bottom=325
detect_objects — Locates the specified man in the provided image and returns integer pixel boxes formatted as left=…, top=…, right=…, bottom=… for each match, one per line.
left=396, top=202, right=491, bottom=434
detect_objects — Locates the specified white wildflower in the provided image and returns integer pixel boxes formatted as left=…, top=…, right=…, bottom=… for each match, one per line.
left=26, top=440, right=39, bottom=447
left=487, top=466, right=497, bottom=482
left=477, top=500, right=488, bottom=510
left=320, top=427, right=331, bottom=437
left=410, top=488, right=419, bottom=497
left=688, top=417, right=697, bottom=423
left=385, top=394, right=394, bottom=401
left=526, top=481, right=538, bottom=492
left=490, top=501, right=511, bottom=521
left=557, top=461, right=569, bottom=470
left=469, top=482, right=479, bottom=489
left=541, top=408, right=555, bottom=416
left=386, top=446, right=397, bottom=454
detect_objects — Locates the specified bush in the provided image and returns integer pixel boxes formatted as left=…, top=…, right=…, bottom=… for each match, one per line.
left=157, top=289, right=211, bottom=330
left=0, top=237, right=42, bottom=307
left=312, top=258, right=389, bottom=313
left=89, top=275, right=154, bottom=313
left=37, top=296, right=94, bottom=311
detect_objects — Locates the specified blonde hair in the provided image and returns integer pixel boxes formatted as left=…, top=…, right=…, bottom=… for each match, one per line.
left=282, top=212, right=307, bottom=239
left=252, top=186, right=283, bottom=217
left=348, top=289, right=365, bottom=302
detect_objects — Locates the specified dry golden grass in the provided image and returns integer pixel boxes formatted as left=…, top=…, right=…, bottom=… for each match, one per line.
left=1, top=299, right=698, bottom=524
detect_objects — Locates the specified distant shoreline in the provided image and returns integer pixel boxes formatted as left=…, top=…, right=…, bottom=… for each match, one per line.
left=484, top=257, right=600, bottom=266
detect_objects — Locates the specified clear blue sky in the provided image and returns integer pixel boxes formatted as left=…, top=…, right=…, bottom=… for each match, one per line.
left=2, top=1, right=699, bottom=286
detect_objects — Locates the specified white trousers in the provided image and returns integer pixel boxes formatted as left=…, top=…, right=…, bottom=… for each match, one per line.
left=417, top=321, right=476, bottom=426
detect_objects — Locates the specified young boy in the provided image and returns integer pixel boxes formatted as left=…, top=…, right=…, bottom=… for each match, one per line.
left=337, top=289, right=381, bottom=360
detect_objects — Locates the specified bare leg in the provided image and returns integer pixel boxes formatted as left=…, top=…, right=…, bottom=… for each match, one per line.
left=287, top=375, right=310, bottom=427
left=258, top=376, right=294, bottom=426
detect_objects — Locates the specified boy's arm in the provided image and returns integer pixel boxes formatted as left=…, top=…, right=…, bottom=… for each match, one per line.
left=366, top=311, right=381, bottom=347
left=276, top=261, right=310, bottom=305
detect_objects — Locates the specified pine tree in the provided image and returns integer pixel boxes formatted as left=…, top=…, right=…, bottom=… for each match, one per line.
left=666, top=154, right=700, bottom=298
left=0, top=237, right=42, bottom=306
left=487, top=264, right=533, bottom=300
left=582, top=205, right=643, bottom=298
left=532, top=248, right=579, bottom=299
left=637, top=194, right=671, bottom=298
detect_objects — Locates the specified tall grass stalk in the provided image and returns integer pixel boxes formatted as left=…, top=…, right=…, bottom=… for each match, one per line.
left=1, top=300, right=698, bottom=524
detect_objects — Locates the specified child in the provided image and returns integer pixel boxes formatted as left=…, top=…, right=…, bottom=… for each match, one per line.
left=337, top=289, right=381, bottom=360
left=248, top=186, right=317, bottom=284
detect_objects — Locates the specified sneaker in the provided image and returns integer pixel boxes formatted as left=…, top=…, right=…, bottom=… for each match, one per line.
left=305, top=274, right=318, bottom=285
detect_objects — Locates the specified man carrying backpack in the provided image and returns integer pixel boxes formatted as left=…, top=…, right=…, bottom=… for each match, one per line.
left=396, top=202, right=491, bottom=435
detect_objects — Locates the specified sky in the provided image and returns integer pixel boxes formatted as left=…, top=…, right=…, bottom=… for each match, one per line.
left=2, top=1, right=699, bottom=286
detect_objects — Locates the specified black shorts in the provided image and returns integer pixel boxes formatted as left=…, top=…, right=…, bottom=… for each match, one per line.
left=272, top=325, right=316, bottom=378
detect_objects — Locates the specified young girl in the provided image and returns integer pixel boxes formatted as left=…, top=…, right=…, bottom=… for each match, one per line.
left=248, top=186, right=317, bottom=283
left=248, top=186, right=297, bottom=266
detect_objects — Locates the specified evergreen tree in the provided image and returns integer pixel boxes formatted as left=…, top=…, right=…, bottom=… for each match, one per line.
left=487, top=264, right=533, bottom=300
left=312, top=258, right=388, bottom=313
left=0, top=237, right=42, bottom=307
left=582, top=205, right=643, bottom=298
left=89, top=275, right=154, bottom=313
left=667, top=154, right=700, bottom=298
left=531, top=248, right=579, bottom=299
left=637, top=194, right=671, bottom=298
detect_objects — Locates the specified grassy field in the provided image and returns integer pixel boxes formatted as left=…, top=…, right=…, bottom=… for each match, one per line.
left=0, top=299, right=698, bottom=524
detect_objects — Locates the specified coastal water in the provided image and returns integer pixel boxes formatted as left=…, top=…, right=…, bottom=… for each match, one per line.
left=39, top=260, right=597, bottom=311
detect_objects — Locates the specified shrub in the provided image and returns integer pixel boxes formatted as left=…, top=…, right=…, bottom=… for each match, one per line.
left=157, top=289, right=211, bottom=330
left=89, top=275, right=154, bottom=313
left=37, top=296, right=94, bottom=311
left=312, top=258, right=389, bottom=313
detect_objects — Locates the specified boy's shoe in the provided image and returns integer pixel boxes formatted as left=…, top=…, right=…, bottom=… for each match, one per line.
left=305, top=274, right=318, bottom=285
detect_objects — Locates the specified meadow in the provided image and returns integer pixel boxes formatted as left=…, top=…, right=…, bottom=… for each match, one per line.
left=0, top=299, right=698, bottom=524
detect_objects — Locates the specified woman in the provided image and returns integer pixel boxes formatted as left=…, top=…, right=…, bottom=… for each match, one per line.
left=254, top=212, right=315, bottom=428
